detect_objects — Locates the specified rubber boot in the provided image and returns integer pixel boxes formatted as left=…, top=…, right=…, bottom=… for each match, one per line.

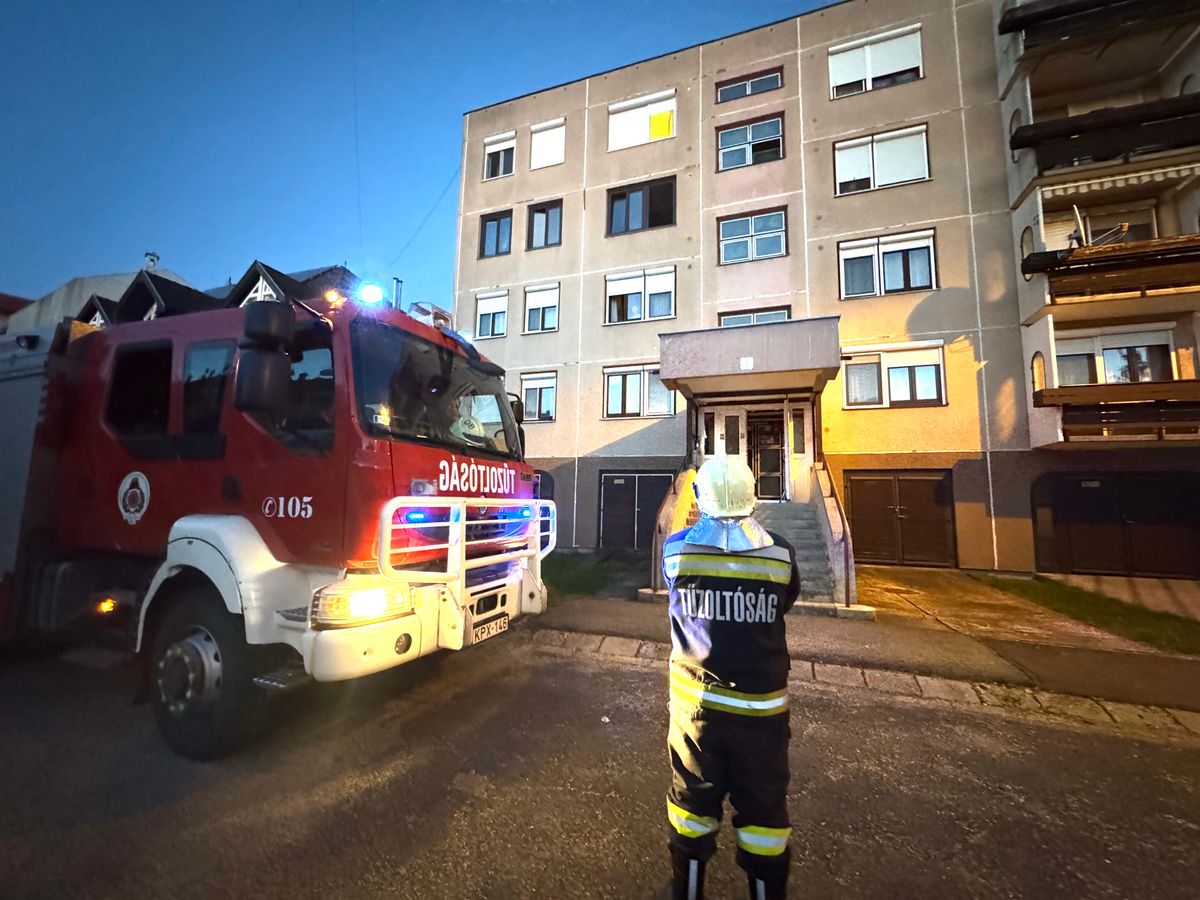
left=668, top=849, right=706, bottom=900
left=746, top=873, right=787, bottom=900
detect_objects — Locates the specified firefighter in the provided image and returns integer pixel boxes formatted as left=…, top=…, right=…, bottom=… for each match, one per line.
left=662, top=455, right=800, bottom=900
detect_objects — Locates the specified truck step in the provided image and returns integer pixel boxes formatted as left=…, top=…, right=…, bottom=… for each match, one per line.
left=254, top=667, right=311, bottom=692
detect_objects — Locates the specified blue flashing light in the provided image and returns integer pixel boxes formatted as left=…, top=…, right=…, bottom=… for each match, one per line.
left=404, top=510, right=429, bottom=524
left=358, top=282, right=385, bottom=305
left=519, top=508, right=533, bottom=519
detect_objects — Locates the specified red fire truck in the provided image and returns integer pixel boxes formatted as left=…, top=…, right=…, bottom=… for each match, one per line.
left=0, top=270, right=555, bottom=758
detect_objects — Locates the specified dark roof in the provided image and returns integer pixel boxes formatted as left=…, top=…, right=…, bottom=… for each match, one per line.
left=112, top=270, right=225, bottom=323
left=0, top=292, right=32, bottom=315
left=463, top=0, right=851, bottom=115
left=204, top=264, right=342, bottom=299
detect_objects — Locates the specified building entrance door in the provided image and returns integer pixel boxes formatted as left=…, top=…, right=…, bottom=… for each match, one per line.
left=700, top=407, right=746, bottom=460
left=747, top=412, right=784, bottom=499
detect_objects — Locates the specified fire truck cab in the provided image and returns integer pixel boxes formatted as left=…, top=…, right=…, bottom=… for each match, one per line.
left=0, top=265, right=555, bottom=759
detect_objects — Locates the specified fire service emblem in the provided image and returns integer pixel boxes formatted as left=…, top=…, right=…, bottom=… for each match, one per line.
left=118, top=471, right=150, bottom=524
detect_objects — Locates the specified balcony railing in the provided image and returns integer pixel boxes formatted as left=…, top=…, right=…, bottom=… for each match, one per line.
left=1033, top=380, right=1200, bottom=440
left=998, top=0, right=1199, bottom=52
left=1010, top=95, right=1200, bottom=174
left=1022, top=233, right=1200, bottom=299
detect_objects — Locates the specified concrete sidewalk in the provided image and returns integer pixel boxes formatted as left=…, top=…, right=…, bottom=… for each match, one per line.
left=534, top=594, right=1200, bottom=712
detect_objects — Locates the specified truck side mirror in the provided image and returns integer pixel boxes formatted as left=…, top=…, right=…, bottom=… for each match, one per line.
left=244, top=301, right=295, bottom=347
left=234, top=348, right=290, bottom=414
left=510, top=396, right=525, bottom=423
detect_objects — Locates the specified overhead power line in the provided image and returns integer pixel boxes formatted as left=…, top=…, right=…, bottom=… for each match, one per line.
left=385, top=165, right=461, bottom=270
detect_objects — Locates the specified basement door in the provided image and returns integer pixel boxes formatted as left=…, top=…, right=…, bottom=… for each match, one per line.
left=846, top=471, right=957, bottom=567
left=599, top=472, right=674, bottom=550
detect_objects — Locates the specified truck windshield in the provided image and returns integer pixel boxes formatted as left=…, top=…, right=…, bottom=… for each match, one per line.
left=350, top=318, right=521, bottom=460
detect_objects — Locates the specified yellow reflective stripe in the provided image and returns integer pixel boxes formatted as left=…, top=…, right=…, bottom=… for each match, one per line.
left=670, top=670, right=789, bottom=717
left=667, top=800, right=719, bottom=838
left=736, top=825, right=791, bottom=856
left=673, top=562, right=792, bottom=585
left=682, top=553, right=792, bottom=571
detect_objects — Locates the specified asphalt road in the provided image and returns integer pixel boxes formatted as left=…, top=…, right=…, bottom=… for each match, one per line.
left=2, top=634, right=1198, bottom=899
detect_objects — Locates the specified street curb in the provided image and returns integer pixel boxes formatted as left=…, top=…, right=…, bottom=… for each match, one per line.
left=525, top=628, right=1200, bottom=743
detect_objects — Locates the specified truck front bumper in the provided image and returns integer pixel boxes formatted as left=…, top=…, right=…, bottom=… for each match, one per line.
left=302, top=612, right=427, bottom=682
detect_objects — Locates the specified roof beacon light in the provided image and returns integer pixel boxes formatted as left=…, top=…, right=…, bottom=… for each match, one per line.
left=357, top=282, right=385, bottom=305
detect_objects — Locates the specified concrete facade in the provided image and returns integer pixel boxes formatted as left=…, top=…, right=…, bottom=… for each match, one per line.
left=456, top=0, right=1200, bottom=577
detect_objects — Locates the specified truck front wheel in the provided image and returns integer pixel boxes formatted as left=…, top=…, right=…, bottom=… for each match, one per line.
left=150, top=588, right=265, bottom=760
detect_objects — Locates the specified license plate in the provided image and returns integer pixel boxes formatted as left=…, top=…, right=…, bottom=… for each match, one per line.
left=471, top=614, right=509, bottom=645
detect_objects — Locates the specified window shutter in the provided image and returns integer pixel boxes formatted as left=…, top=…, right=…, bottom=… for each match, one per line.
left=869, top=31, right=921, bottom=80
left=828, top=45, right=867, bottom=93
left=608, top=90, right=675, bottom=151
left=873, top=128, right=927, bottom=186
left=644, top=267, right=675, bottom=297
left=835, top=140, right=872, bottom=188
left=606, top=271, right=644, bottom=297
left=530, top=119, right=565, bottom=169
left=1042, top=216, right=1075, bottom=251
left=476, top=292, right=508, bottom=316
left=526, top=283, right=559, bottom=309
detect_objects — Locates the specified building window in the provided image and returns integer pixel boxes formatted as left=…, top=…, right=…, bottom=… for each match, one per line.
left=608, top=89, right=676, bottom=152
left=524, top=283, right=559, bottom=333
left=242, top=276, right=278, bottom=306
left=839, top=230, right=936, bottom=298
left=530, top=117, right=565, bottom=169
left=605, top=267, right=675, bottom=324
left=521, top=372, right=557, bottom=422
left=483, top=131, right=515, bottom=180
left=608, top=177, right=675, bottom=235
left=479, top=210, right=512, bottom=258
left=603, top=365, right=676, bottom=418
left=719, top=307, right=789, bottom=328
left=528, top=199, right=563, bottom=249
left=842, top=343, right=946, bottom=409
left=718, top=116, right=783, bottom=171
left=475, top=291, right=508, bottom=339
left=716, top=68, right=783, bottom=103
left=1055, top=329, right=1176, bottom=385
left=828, top=26, right=922, bottom=98
left=1009, top=108, right=1024, bottom=163
left=1031, top=352, right=1046, bottom=393
left=834, top=125, right=928, bottom=195
left=719, top=209, right=787, bottom=263
left=1020, top=226, right=1035, bottom=281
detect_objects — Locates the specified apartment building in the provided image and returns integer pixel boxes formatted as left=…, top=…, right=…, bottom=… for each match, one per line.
left=455, top=0, right=1200, bottom=591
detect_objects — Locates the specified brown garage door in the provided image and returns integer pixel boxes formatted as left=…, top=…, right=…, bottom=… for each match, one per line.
left=846, top=471, right=957, bottom=567
left=1034, top=473, right=1200, bottom=579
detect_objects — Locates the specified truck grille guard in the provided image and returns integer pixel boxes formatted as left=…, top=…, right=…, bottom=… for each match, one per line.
left=377, top=497, right=557, bottom=589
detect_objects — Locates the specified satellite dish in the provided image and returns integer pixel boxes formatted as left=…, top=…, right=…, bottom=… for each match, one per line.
left=1070, top=204, right=1088, bottom=247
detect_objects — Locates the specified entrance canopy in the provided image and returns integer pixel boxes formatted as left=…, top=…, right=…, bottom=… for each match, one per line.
left=659, top=316, right=841, bottom=399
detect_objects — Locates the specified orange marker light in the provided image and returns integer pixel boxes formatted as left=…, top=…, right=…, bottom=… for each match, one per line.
left=97, top=598, right=118, bottom=615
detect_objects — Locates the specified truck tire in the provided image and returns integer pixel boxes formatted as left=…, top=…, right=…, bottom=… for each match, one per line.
left=149, top=586, right=265, bottom=760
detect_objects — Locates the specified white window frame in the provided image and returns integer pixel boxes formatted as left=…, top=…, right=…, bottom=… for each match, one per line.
left=828, top=25, right=924, bottom=99
left=521, top=371, right=557, bottom=422
left=475, top=291, right=508, bottom=340
left=483, top=131, right=516, bottom=181
left=608, top=89, right=676, bottom=152
left=717, top=117, right=784, bottom=172
left=719, top=210, right=788, bottom=264
left=529, top=117, right=566, bottom=170
left=523, top=283, right=560, bottom=334
left=602, top=364, right=677, bottom=419
left=716, top=69, right=783, bottom=103
left=241, top=276, right=278, bottom=306
left=1054, top=325, right=1178, bottom=385
left=838, top=229, right=937, bottom=298
left=834, top=125, right=929, bottom=195
left=718, top=307, right=790, bottom=328
left=604, top=266, right=676, bottom=325
left=841, top=341, right=946, bottom=410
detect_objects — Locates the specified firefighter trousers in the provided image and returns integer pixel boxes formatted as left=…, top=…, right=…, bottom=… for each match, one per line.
left=666, top=703, right=792, bottom=883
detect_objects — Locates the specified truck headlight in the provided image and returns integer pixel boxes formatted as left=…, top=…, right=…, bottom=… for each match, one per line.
left=312, top=580, right=412, bottom=627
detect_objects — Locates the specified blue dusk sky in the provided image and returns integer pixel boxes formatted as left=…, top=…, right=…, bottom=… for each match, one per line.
left=2, top=0, right=830, bottom=304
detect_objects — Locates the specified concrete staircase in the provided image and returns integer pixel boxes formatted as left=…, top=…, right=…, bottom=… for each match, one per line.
left=753, top=502, right=836, bottom=604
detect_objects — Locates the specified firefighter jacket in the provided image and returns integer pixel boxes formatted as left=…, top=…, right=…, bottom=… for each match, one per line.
left=663, top=528, right=800, bottom=718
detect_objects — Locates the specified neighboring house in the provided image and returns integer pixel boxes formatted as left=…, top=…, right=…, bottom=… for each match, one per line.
left=454, top=0, right=1200, bottom=590
left=0, top=292, right=32, bottom=332
left=6, top=269, right=191, bottom=332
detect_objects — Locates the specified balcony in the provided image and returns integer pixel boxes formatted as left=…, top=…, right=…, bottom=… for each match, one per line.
left=1010, top=95, right=1200, bottom=175
left=1033, top=380, right=1200, bottom=441
left=1023, top=234, right=1200, bottom=311
left=998, top=0, right=1200, bottom=54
